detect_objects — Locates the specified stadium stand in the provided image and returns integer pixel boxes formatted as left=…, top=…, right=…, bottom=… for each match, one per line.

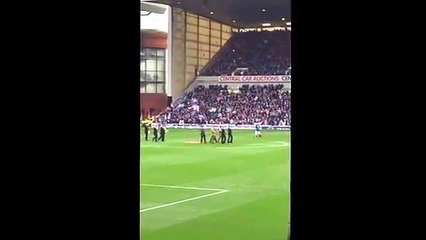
left=202, top=31, right=291, bottom=76
left=148, top=30, right=291, bottom=126
left=158, top=85, right=290, bottom=126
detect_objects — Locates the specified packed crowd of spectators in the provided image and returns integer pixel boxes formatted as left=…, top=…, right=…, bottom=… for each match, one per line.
left=157, top=85, right=290, bottom=126
left=202, top=31, right=291, bottom=76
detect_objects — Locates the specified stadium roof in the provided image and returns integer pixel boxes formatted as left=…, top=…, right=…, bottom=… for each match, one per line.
left=146, top=0, right=291, bottom=28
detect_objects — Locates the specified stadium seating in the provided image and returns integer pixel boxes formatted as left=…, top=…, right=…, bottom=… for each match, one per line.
left=160, top=85, right=290, bottom=126
left=202, top=31, right=291, bottom=76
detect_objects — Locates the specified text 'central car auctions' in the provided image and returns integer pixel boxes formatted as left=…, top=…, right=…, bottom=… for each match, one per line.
left=219, top=75, right=291, bottom=82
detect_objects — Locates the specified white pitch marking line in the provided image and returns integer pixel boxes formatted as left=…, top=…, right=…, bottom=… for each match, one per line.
left=140, top=189, right=229, bottom=213
left=141, top=142, right=289, bottom=149
left=141, top=183, right=227, bottom=192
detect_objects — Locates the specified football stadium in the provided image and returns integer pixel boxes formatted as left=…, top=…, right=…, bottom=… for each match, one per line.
left=141, top=0, right=291, bottom=239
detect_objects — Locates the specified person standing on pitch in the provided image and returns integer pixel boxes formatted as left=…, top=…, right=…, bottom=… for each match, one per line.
left=152, top=124, right=158, bottom=142
left=255, top=124, right=262, bottom=138
left=209, top=127, right=217, bottom=143
left=200, top=126, right=207, bottom=144
left=215, top=127, right=220, bottom=143
left=227, top=125, right=233, bottom=143
left=220, top=127, right=226, bottom=144
left=158, top=124, right=167, bottom=142
left=143, top=122, right=149, bottom=141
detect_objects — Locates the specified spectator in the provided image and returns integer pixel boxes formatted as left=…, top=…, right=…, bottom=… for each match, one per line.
left=162, top=84, right=291, bottom=126
left=202, top=31, right=291, bottom=76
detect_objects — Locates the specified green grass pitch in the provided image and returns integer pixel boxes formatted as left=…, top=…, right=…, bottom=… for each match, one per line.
left=141, top=129, right=290, bottom=240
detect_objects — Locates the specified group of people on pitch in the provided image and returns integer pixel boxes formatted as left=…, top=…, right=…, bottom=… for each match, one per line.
left=141, top=119, right=168, bottom=142
left=200, top=126, right=233, bottom=144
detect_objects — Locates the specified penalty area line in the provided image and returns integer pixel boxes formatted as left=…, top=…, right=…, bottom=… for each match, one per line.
left=140, top=189, right=229, bottom=213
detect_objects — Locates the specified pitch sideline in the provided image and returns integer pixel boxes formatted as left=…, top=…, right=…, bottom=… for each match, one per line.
left=141, top=142, right=289, bottom=148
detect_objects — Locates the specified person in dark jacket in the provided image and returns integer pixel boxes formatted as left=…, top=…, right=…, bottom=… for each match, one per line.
left=152, top=125, right=158, bottom=142
left=158, top=125, right=167, bottom=142
left=227, top=126, right=233, bottom=143
left=143, top=123, right=149, bottom=141
left=220, top=127, right=226, bottom=144
left=200, top=126, right=207, bottom=144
